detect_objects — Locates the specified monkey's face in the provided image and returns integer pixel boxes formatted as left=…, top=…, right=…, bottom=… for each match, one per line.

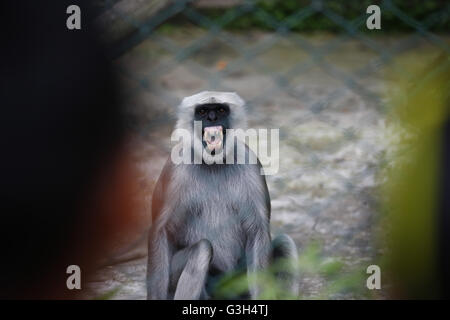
left=194, top=103, right=230, bottom=153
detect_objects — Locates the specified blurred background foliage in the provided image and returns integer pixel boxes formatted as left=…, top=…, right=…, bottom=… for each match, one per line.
left=210, top=241, right=376, bottom=299
left=158, top=0, right=450, bottom=33
left=86, top=0, right=449, bottom=300
left=380, top=52, right=450, bottom=298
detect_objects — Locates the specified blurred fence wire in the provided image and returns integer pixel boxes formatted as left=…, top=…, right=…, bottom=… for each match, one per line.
left=88, top=0, right=450, bottom=299
left=93, top=0, right=449, bottom=120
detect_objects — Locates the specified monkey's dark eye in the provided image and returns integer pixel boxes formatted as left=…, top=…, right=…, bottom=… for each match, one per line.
left=198, top=108, right=206, bottom=115
left=219, top=108, right=225, bottom=113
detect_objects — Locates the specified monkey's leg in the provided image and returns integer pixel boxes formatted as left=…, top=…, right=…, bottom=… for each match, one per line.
left=171, top=239, right=213, bottom=300
left=272, top=234, right=300, bottom=297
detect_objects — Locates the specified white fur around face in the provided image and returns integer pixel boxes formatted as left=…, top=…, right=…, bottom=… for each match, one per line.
left=175, top=91, right=248, bottom=163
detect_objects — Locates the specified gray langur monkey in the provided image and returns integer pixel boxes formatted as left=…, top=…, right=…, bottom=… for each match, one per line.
left=146, top=91, right=299, bottom=300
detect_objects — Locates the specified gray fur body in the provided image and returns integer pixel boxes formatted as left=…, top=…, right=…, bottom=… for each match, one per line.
left=166, top=160, right=269, bottom=273
left=146, top=91, right=299, bottom=300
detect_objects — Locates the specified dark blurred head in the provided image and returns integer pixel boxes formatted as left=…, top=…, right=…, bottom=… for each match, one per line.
left=0, top=1, right=133, bottom=298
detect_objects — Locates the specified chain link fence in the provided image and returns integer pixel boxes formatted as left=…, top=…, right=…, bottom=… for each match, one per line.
left=85, top=0, right=450, bottom=299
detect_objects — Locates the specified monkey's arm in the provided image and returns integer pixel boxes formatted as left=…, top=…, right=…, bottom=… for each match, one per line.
left=147, top=228, right=171, bottom=299
left=245, top=163, right=272, bottom=299
left=245, top=224, right=271, bottom=299
left=146, top=159, right=173, bottom=300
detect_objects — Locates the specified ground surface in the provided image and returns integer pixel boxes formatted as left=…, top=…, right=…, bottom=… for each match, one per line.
left=83, top=29, right=446, bottom=300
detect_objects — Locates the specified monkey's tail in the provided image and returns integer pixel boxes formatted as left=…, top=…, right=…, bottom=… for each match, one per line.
left=272, top=234, right=300, bottom=298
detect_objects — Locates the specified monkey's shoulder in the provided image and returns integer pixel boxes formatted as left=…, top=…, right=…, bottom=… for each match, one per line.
left=151, top=158, right=176, bottom=222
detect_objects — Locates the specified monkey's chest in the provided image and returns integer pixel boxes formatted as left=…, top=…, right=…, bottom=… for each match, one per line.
left=169, top=206, right=246, bottom=271
left=168, top=166, right=257, bottom=270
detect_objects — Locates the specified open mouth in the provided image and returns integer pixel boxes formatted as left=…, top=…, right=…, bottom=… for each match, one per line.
left=203, top=126, right=223, bottom=152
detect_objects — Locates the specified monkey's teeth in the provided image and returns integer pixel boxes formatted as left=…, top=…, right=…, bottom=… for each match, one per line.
left=206, top=141, right=222, bottom=151
left=203, top=126, right=223, bottom=151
